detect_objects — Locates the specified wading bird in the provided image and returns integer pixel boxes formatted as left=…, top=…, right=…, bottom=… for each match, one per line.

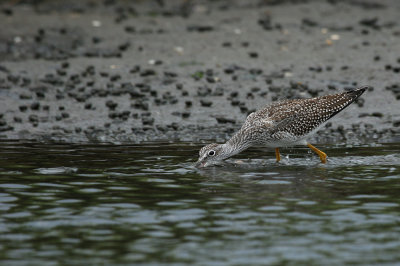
left=196, top=86, right=368, bottom=168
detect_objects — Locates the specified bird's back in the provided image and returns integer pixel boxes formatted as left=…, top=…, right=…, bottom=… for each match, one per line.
left=243, top=86, right=368, bottom=139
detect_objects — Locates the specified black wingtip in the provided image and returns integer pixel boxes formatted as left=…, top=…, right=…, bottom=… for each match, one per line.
left=349, top=85, right=372, bottom=93
left=346, top=85, right=369, bottom=98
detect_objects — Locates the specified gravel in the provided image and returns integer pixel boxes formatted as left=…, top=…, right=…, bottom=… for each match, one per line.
left=0, top=0, right=399, bottom=143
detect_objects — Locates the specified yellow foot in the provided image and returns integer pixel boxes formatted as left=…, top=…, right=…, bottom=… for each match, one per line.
left=275, top=148, right=281, bottom=162
left=307, top=143, right=327, bottom=163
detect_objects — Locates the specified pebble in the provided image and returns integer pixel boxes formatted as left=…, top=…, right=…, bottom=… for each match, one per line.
left=19, top=93, right=32, bottom=100
left=132, top=100, right=149, bottom=111
left=356, top=98, right=365, bottom=107
left=197, top=86, right=211, bottom=97
left=359, top=17, right=380, bottom=29
left=109, top=111, right=130, bottom=120
left=302, top=18, right=318, bottom=27
left=187, top=25, right=214, bottom=32
left=372, top=112, right=383, bottom=118
left=185, top=101, right=192, bottom=108
left=2, top=8, right=13, bottom=16
left=200, top=99, right=213, bottom=107
left=29, top=114, right=39, bottom=123
left=213, top=87, right=224, bottom=96
left=105, top=100, right=118, bottom=110
left=248, top=52, right=258, bottom=58
left=182, top=112, right=190, bottom=118
left=142, top=117, right=154, bottom=126
left=169, top=122, right=179, bottom=130
left=258, top=15, right=273, bottom=31
left=30, top=102, right=40, bottom=110
left=215, top=116, right=236, bottom=124
left=140, top=69, right=156, bottom=76
left=224, top=67, right=235, bottom=74
left=61, top=112, right=70, bottom=119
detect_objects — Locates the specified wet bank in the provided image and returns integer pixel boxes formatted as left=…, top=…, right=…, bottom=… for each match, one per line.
left=0, top=0, right=399, bottom=143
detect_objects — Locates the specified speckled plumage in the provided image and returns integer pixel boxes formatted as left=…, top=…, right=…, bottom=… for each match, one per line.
left=196, top=86, right=368, bottom=167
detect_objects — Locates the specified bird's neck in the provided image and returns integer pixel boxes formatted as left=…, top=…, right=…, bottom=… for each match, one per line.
left=221, top=129, right=252, bottom=159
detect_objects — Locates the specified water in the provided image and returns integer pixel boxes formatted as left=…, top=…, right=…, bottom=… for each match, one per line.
left=0, top=141, right=399, bottom=265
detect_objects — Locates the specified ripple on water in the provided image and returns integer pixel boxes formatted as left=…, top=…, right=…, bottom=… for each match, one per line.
left=35, top=167, right=78, bottom=175
left=119, top=210, right=159, bottom=225
left=0, top=184, right=31, bottom=189
left=334, top=200, right=359, bottom=205
left=0, top=193, right=18, bottom=203
left=258, top=205, right=287, bottom=212
left=359, top=202, right=399, bottom=210
left=3, top=211, right=32, bottom=219
left=35, top=182, right=71, bottom=189
left=348, top=194, right=386, bottom=199
left=1, top=142, right=400, bottom=265
left=296, top=201, right=317, bottom=206
left=100, top=203, right=140, bottom=209
left=107, top=186, right=134, bottom=191
left=78, top=188, right=104, bottom=193
left=55, top=199, right=83, bottom=204
left=160, top=208, right=206, bottom=223
left=256, top=179, right=292, bottom=185
left=156, top=201, right=187, bottom=207
left=145, top=178, right=175, bottom=183
left=0, top=234, right=32, bottom=241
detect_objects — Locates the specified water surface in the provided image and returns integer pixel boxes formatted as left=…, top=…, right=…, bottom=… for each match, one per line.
left=0, top=141, right=399, bottom=265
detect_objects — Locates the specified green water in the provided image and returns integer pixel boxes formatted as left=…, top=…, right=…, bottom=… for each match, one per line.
left=0, top=141, right=399, bottom=265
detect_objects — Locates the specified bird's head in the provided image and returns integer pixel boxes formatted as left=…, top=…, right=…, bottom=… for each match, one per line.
left=195, top=143, right=226, bottom=168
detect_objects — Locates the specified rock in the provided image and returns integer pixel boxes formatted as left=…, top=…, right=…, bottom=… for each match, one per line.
left=30, top=102, right=40, bottom=110
left=19, top=93, right=32, bottom=100
left=200, top=99, right=213, bottom=107
left=197, top=86, right=211, bottom=97
left=140, top=69, right=156, bottom=76
left=106, top=100, right=118, bottom=110
left=187, top=25, right=214, bottom=32
left=249, top=52, right=258, bottom=58
left=61, top=112, right=70, bottom=119
left=29, top=114, right=39, bottom=123
left=215, top=116, right=236, bottom=124
left=142, top=117, right=154, bottom=126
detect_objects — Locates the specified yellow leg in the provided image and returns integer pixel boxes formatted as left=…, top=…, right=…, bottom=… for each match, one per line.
left=307, top=143, right=327, bottom=163
left=275, top=148, right=281, bottom=162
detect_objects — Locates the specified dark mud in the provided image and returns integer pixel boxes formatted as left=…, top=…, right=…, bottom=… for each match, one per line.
left=0, top=0, right=399, bottom=143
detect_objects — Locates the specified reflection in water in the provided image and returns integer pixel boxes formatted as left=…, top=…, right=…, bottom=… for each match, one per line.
left=0, top=141, right=399, bottom=264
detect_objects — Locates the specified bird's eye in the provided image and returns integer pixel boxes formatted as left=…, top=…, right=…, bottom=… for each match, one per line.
left=208, top=150, right=215, bottom=156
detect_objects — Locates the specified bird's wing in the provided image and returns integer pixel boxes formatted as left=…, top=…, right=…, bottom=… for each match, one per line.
left=244, top=98, right=302, bottom=128
left=248, top=89, right=365, bottom=137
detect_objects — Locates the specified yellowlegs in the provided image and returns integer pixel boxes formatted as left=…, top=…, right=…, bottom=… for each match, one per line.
left=196, top=86, right=368, bottom=167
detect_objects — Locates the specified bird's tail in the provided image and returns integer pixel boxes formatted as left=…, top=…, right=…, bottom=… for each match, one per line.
left=323, top=85, right=369, bottom=121
left=346, top=85, right=369, bottom=100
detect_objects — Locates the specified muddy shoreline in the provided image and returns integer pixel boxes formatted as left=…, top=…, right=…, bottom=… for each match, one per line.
left=0, top=0, right=399, bottom=143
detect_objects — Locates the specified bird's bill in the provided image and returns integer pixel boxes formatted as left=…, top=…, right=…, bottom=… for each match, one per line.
left=195, top=159, right=207, bottom=168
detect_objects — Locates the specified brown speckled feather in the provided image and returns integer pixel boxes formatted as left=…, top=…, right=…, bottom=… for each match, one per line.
left=242, top=86, right=367, bottom=140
